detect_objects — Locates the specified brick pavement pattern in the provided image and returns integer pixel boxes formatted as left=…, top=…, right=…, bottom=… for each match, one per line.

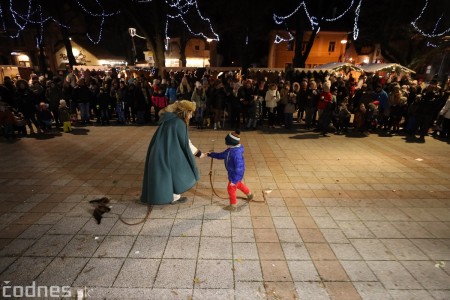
left=0, top=126, right=449, bottom=299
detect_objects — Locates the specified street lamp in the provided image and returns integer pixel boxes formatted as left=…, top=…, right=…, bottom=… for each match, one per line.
left=340, top=39, right=348, bottom=62
left=128, top=28, right=138, bottom=64
left=128, top=28, right=147, bottom=64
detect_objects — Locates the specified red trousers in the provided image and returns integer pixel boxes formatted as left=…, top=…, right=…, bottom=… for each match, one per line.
left=227, top=181, right=250, bottom=205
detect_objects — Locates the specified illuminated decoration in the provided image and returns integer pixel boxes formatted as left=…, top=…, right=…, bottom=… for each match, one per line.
left=273, top=0, right=361, bottom=43
left=74, top=0, right=120, bottom=44
left=138, top=0, right=219, bottom=43
left=0, top=0, right=117, bottom=44
left=411, top=0, right=450, bottom=38
left=353, top=0, right=362, bottom=40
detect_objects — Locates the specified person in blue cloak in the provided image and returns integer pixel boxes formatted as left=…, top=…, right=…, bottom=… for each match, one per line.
left=140, top=100, right=206, bottom=205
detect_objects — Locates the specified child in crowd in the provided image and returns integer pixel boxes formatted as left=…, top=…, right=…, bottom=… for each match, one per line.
left=336, top=97, right=351, bottom=134
left=207, top=130, right=253, bottom=211
left=37, top=102, right=53, bottom=133
left=58, top=99, right=72, bottom=133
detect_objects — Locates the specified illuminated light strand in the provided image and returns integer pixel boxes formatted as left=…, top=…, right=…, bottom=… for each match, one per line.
left=8, top=0, right=32, bottom=38
left=411, top=0, right=450, bottom=37
left=273, top=0, right=361, bottom=43
left=133, top=0, right=219, bottom=42
left=74, top=0, right=120, bottom=17
left=353, top=0, right=362, bottom=40
left=274, top=31, right=294, bottom=44
left=0, top=2, right=6, bottom=32
left=85, top=0, right=106, bottom=44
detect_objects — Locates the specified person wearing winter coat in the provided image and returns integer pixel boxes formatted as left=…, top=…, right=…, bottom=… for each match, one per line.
left=140, top=100, right=206, bottom=205
left=207, top=130, right=253, bottom=211
left=265, top=83, right=280, bottom=128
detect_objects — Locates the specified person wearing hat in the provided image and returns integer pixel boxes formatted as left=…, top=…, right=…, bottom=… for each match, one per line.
left=141, top=100, right=206, bottom=205
left=207, top=129, right=253, bottom=211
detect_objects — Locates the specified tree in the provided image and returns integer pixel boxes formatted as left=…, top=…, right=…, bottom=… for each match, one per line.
left=0, top=0, right=219, bottom=70
left=273, top=0, right=357, bottom=68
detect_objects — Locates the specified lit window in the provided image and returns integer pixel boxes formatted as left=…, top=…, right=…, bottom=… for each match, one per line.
left=328, top=41, right=336, bottom=52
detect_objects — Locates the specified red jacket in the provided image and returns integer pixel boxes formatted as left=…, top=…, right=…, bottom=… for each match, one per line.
left=318, top=91, right=332, bottom=110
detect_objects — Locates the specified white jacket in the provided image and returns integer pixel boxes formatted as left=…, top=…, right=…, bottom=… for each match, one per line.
left=265, top=89, right=280, bottom=109
left=440, top=98, right=450, bottom=119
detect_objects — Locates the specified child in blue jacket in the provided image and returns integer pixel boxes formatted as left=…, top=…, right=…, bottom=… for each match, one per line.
left=207, top=130, right=253, bottom=211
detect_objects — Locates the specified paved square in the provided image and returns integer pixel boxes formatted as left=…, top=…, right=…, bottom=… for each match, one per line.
left=0, top=125, right=449, bottom=299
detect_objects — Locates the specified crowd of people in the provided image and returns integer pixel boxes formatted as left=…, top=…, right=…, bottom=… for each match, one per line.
left=0, top=67, right=449, bottom=143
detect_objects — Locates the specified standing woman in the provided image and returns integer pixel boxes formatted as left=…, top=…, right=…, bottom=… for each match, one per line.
left=265, top=83, right=280, bottom=128
left=141, top=100, right=206, bottom=205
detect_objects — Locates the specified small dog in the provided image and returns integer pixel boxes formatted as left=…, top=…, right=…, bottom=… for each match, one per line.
left=90, top=197, right=111, bottom=224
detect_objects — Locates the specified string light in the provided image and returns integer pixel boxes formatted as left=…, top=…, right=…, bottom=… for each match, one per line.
left=273, top=0, right=361, bottom=44
left=411, top=0, right=450, bottom=37
left=135, top=0, right=219, bottom=42
left=353, top=0, right=362, bottom=40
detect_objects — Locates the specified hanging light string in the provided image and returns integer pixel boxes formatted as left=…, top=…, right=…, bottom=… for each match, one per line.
left=273, top=0, right=361, bottom=44
left=353, top=0, right=362, bottom=40
left=136, top=0, right=219, bottom=42
left=411, top=0, right=449, bottom=38
left=75, top=0, right=119, bottom=44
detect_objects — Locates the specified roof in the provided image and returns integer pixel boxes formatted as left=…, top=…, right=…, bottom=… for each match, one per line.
left=314, top=62, right=364, bottom=73
left=361, top=63, right=415, bottom=74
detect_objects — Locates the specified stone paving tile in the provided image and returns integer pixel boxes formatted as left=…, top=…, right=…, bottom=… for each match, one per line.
left=0, top=238, right=35, bottom=257
left=260, top=260, right=292, bottom=281
left=201, top=219, right=231, bottom=237
left=234, top=259, right=263, bottom=282
left=257, top=242, right=285, bottom=260
left=170, top=218, right=202, bottom=236
left=321, top=228, right=350, bottom=243
left=192, top=288, right=235, bottom=299
left=330, top=243, right=363, bottom=260
left=353, top=282, right=392, bottom=300
left=129, top=235, right=168, bottom=259
left=323, top=282, right=361, bottom=300
left=410, top=239, right=450, bottom=260
left=153, top=259, right=195, bottom=289
left=139, top=218, right=174, bottom=236
left=48, top=216, right=91, bottom=235
left=113, top=258, right=159, bottom=288
left=235, top=282, right=266, bottom=300
left=294, top=281, right=330, bottom=300
left=24, top=234, right=73, bottom=257
left=232, top=242, right=259, bottom=260
left=232, top=228, right=255, bottom=243
left=401, top=261, right=450, bottom=290
left=340, top=261, right=378, bottom=282
left=73, top=257, right=125, bottom=287
left=199, top=237, right=232, bottom=260
left=380, top=239, right=428, bottom=260
left=58, top=234, right=104, bottom=257
left=364, top=221, right=405, bottom=238
left=337, top=221, right=375, bottom=239
left=194, top=260, right=234, bottom=289
left=36, top=257, right=89, bottom=286
left=350, top=239, right=396, bottom=260
left=388, top=289, right=435, bottom=300
left=367, top=261, right=422, bottom=289
left=391, top=221, right=434, bottom=238
left=287, top=260, right=320, bottom=281
left=163, top=236, right=199, bottom=259
left=93, top=235, right=136, bottom=258
left=282, top=242, right=311, bottom=260
left=0, top=256, right=53, bottom=286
